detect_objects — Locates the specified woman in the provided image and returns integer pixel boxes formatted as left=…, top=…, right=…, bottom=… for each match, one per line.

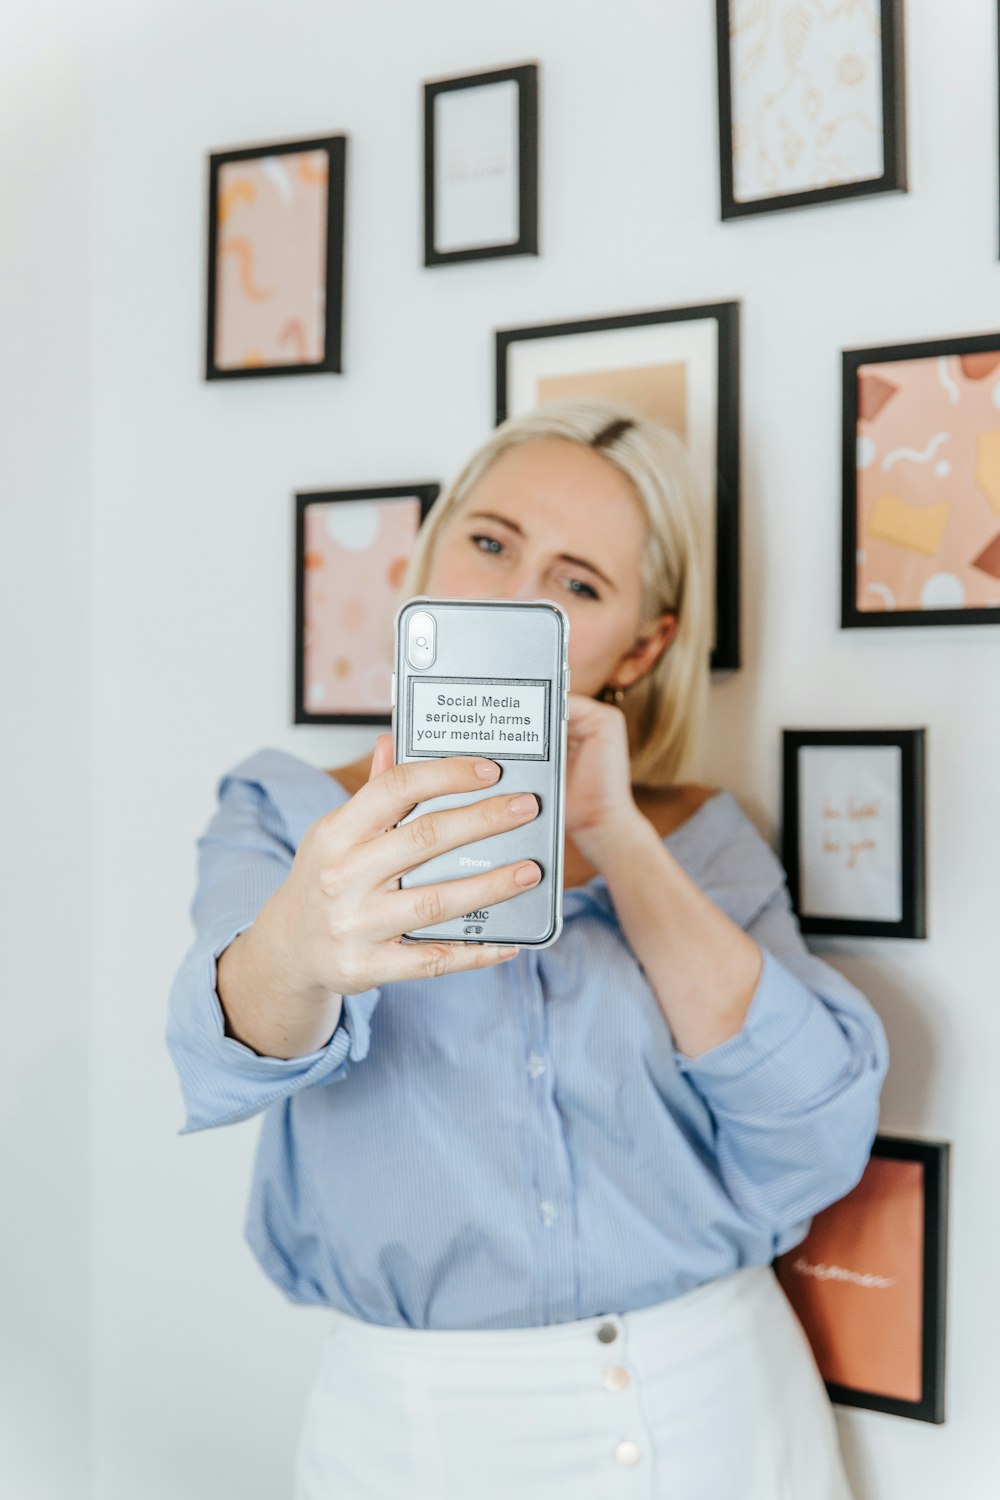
left=166, top=399, right=888, bottom=1499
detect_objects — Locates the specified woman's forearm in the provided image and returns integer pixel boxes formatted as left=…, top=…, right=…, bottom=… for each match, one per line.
left=216, top=906, right=344, bottom=1060
left=576, top=812, right=764, bottom=1058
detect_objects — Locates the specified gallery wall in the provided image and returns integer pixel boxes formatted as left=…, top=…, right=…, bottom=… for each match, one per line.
left=4, top=1, right=999, bottom=1497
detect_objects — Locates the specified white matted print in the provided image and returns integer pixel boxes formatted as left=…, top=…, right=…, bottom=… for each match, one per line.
left=496, top=303, right=742, bottom=671
left=798, top=744, right=902, bottom=922
left=781, top=728, right=926, bottom=938
left=502, top=318, right=719, bottom=515
left=434, top=81, right=520, bottom=253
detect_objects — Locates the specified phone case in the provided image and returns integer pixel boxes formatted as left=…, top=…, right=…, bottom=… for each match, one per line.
left=392, top=596, right=569, bottom=947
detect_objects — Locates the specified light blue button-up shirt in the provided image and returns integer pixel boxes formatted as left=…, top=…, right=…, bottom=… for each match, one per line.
left=166, top=747, right=889, bottom=1330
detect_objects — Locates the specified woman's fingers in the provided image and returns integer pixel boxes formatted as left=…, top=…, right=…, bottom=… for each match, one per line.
left=339, top=759, right=543, bottom=940
left=354, top=788, right=540, bottom=890
left=372, top=935, right=521, bottom=984
left=290, top=750, right=542, bottom=992
left=333, top=755, right=504, bottom=845
left=364, top=857, right=542, bottom=944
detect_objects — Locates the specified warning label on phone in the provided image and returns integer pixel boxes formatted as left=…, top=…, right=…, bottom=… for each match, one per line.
left=406, top=677, right=550, bottom=760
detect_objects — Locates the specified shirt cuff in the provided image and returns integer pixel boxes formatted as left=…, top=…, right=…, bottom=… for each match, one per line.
left=168, top=922, right=382, bottom=1134
left=674, top=946, right=853, bottom=1116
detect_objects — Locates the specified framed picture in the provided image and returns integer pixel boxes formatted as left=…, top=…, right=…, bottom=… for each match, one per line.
left=781, top=727, right=926, bottom=938
left=423, top=63, right=539, bottom=266
left=842, top=331, right=1000, bottom=627
left=496, top=302, right=741, bottom=671
left=294, top=484, right=439, bottom=725
left=775, top=1135, right=950, bottom=1424
left=715, top=0, right=907, bottom=219
left=205, top=134, right=347, bottom=380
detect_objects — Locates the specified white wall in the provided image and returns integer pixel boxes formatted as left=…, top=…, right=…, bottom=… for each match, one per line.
left=5, top=0, right=999, bottom=1495
left=0, top=1, right=93, bottom=1496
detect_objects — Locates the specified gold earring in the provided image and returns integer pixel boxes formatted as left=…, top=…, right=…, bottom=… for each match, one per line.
left=601, top=685, right=625, bottom=706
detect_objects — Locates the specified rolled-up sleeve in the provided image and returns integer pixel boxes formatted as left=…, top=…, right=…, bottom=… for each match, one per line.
left=675, top=879, right=889, bottom=1233
left=165, top=769, right=381, bottom=1134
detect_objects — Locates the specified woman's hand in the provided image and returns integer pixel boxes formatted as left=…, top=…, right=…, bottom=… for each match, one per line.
left=259, top=737, right=543, bottom=999
left=563, top=691, right=644, bottom=854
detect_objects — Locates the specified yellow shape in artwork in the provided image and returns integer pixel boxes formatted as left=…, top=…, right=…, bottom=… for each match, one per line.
left=867, top=493, right=950, bottom=556
left=218, top=178, right=255, bottom=226
left=975, top=432, right=1000, bottom=517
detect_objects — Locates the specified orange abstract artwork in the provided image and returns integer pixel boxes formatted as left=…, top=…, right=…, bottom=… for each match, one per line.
left=214, top=149, right=329, bottom=370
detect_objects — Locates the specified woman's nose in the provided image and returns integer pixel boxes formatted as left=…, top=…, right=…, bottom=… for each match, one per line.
left=507, top=568, right=546, bottom=601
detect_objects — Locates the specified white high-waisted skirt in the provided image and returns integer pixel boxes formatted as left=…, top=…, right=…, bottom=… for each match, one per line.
left=293, top=1265, right=854, bottom=1500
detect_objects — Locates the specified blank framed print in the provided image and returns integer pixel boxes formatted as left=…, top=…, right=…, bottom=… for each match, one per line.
left=424, top=63, right=539, bottom=265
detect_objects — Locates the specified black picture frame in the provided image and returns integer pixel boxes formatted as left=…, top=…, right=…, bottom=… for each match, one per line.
left=294, top=483, right=439, bottom=725
left=777, top=1135, right=950, bottom=1425
left=781, top=727, right=927, bottom=939
left=842, top=330, right=1000, bottom=629
left=423, top=63, right=539, bottom=266
left=205, top=134, right=347, bottom=381
left=715, top=0, right=907, bottom=220
left=495, top=301, right=741, bottom=672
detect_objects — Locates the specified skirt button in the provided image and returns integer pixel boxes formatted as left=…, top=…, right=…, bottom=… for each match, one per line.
left=615, top=1440, right=641, bottom=1466
left=603, top=1365, right=629, bottom=1392
left=595, top=1322, right=618, bottom=1344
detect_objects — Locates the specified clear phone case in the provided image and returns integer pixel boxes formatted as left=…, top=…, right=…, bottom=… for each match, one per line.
left=392, top=596, right=569, bottom=947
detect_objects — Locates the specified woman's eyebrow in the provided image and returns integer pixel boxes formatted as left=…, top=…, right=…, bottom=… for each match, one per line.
left=464, top=510, right=617, bottom=592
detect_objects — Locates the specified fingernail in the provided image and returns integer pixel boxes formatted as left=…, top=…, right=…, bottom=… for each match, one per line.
left=475, top=759, right=501, bottom=781
left=509, top=794, right=538, bottom=817
left=514, top=862, right=542, bottom=887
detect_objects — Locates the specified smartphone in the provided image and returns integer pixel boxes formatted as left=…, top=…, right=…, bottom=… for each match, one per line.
left=391, top=596, right=569, bottom=948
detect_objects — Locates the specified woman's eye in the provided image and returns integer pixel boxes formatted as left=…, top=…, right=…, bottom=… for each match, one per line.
left=469, top=534, right=599, bottom=600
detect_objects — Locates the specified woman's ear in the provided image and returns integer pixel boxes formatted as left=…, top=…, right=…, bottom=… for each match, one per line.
left=652, top=612, right=680, bottom=653
left=614, top=612, right=679, bottom=689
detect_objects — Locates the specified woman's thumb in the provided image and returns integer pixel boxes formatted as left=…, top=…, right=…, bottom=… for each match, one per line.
left=369, top=732, right=395, bottom=781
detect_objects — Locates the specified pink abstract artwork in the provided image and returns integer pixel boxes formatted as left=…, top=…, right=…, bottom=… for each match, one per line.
left=855, top=351, right=1000, bottom=614
left=214, top=148, right=329, bottom=370
left=302, top=497, right=423, bottom=714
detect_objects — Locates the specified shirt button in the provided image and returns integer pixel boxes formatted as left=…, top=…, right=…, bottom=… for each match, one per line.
left=615, top=1440, right=641, bottom=1467
left=595, top=1322, right=618, bottom=1344
left=539, top=1200, right=557, bottom=1227
left=526, top=1052, right=546, bottom=1078
left=603, top=1365, right=629, bottom=1392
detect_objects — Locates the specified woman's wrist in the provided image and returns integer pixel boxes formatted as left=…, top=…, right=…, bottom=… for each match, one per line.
left=217, top=910, right=344, bottom=1060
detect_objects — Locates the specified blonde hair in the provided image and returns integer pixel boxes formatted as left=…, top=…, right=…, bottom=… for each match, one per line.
left=394, top=399, right=713, bottom=787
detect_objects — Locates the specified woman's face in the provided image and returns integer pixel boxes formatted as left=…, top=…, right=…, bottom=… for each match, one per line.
left=425, top=436, right=677, bottom=699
